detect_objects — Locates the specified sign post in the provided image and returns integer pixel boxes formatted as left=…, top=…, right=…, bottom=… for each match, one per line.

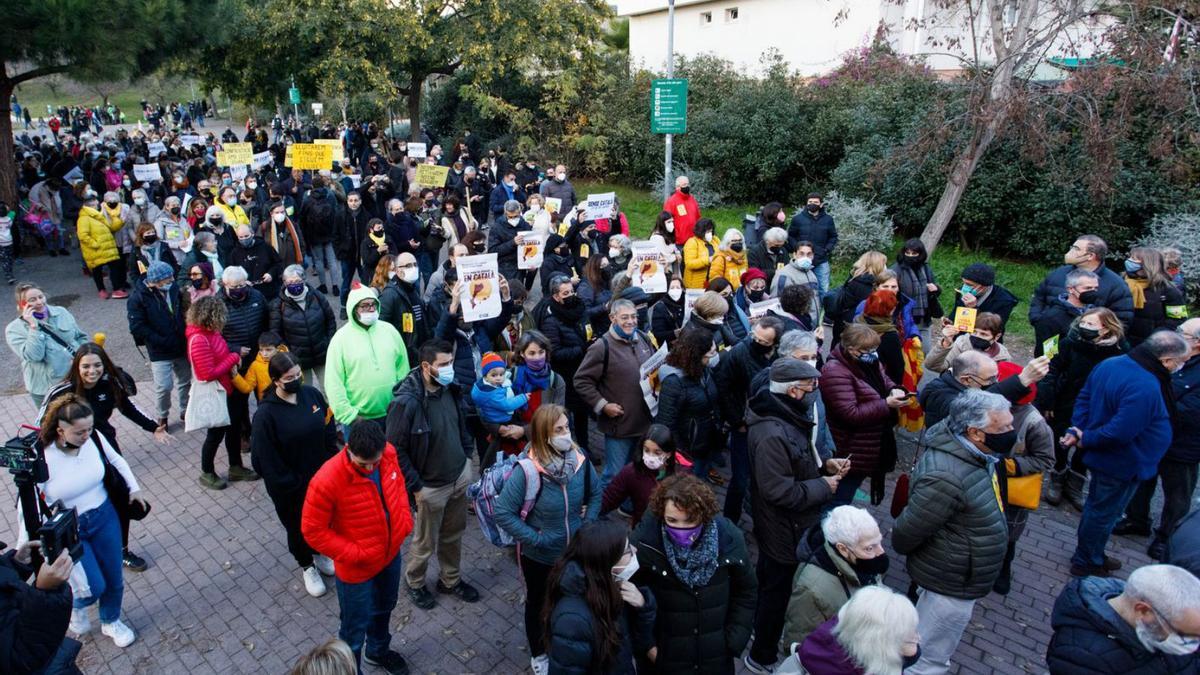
left=289, top=76, right=301, bottom=121
left=659, top=0, right=678, bottom=201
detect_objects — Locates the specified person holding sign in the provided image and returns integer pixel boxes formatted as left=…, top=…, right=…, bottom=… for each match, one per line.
left=925, top=311, right=1012, bottom=374
left=488, top=200, right=532, bottom=282
left=539, top=164, right=577, bottom=215
left=952, top=263, right=1019, bottom=335
left=1031, top=268, right=1099, bottom=358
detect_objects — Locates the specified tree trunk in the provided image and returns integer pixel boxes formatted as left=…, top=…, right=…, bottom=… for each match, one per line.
left=407, top=73, right=423, bottom=142
left=0, top=80, right=18, bottom=208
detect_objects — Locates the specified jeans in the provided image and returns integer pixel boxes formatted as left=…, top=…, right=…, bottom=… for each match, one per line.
left=339, top=259, right=360, bottom=310
left=310, top=241, right=340, bottom=289
left=723, top=430, right=750, bottom=523
left=814, top=261, right=831, bottom=296
left=908, top=588, right=976, bottom=675
left=749, top=554, right=799, bottom=666
left=405, top=463, right=471, bottom=589
left=71, top=500, right=124, bottom=624
left=417, top=250, right=436, bottom=288
left=520, top=556, right=554, bottom=657
left=150, top=357, right=192, bottom=419
left=1072, top=469, right=1141, bottom=568
left=1123, top=457, right=1199, bottom=545
left=602, top=435, right=637, bottom=492
left=336, top=551, right=403, bottom=670
left=269, top=487, right=315, bottom=569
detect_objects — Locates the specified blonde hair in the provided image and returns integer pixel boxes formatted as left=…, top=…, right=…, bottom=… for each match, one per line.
left=851, top=251, right=887, bottom=278
left=833, top=586, right=918, bottom=675
left=288, top=639, right=356, bottom=675
left=692, top=291, right=729, bottom=321
left=528, top=404, right=571, bottom=465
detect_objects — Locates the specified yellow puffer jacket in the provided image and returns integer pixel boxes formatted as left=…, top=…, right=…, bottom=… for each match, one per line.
left=682, top=234, right=720, bottom=290
left=77, top=205, right=122, bottom=269
left=216, top=201, right=250, bottom=227
left=709, top=249, right=748, bottom=289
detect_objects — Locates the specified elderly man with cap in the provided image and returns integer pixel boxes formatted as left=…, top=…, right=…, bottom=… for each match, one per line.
left=127, top=260, right=191, bottom=427
left=952, top=262, right=1020, bottom=334
left=744, top=357, right=850, bottom=674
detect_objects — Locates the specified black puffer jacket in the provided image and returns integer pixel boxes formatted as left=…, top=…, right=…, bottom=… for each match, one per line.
left=1031, top=264, right=1134, bottom=328
left=650, top=297, right=684, bottom=348
left=787, top=208, right=837, bottom=265
left=378, top=277, right=430, bottom=366
left=892, top=421, right=1008, bottom=600
left=0, top=552, right=73, bottom=675
left=1034, top=328, right=1128, bottom=423
left=1127, top=280, right=1187, bottom=346
left=229, top=236, right=284, bottom=299
left=537, top=299, right=590, bottom=388
left=655, top=364, right=724, bottom=461
left=746, top=386, right=832, bottom=564
left=632, top=515, right=757, bottom=675
left=269, top=286, right=337, bottom=369
left=487, top=215, right=531, bottom=281
left=547, top=561, right=657, bottom=675
left=218, top=287, right=269, bottom=358
left=715, top=335, right=773, bottom=428
left=127, top=280, right=187, bottom=361
left=1047, top=576, right=1198, bottom=674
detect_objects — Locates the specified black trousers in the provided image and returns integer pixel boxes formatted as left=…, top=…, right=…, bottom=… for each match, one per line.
left=200, top=393, right=248, bottom=474
left=1123, top=457, right=1199, bottom=543
left=520, top=555, right=554, bottom=658
left=91, top=257, right=129, bottom=292
left=270, top=488, right=316, bottom=569
left=749, top=553, right=799, bottom=665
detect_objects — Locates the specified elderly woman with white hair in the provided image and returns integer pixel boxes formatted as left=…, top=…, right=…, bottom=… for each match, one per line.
left=710, top=228, right=749, bottom=290
left=606, top=233, right=632, bottom=272
left=269, top=263, right=337, bottom=390
left=778, top=585, right=921, bottom=675
left=153, top=194, right=193, bottom=262
left=749, top=224, right=791, bottom=287
left=782, top=506, right=889, bottom=648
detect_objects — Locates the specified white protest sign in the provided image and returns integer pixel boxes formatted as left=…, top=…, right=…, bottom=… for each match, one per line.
left=458, top=253, right=502, bottom=322
left=406, top=142, right=427, bottom=159
left=311, top=102, right=324, bottom=115
left=517, top=232, right=546, bottom=271
left=251, top=151, right=274, bottom=170
left=349, top=174, right=362, bottom=189
left=132, top=163, right=162, bottom=183
left=683, top=289, right=703, bottom=323
left=583, top=192, right=616, bottom=221
left=639, top=343, right=669, bottom=417
left=147, top=141, right=167, bottom=157
left=630, top=241, right=667, bottom=294
left=230, top=165, right=248, bottom=181
left=749, top=297, right=781, bottom=320
left=179, top=134, right=203, bottom=147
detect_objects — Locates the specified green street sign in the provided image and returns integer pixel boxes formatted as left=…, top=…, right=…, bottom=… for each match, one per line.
left=651, top=78, right=688, bottom=134
left=288, top=87, right=301, bottom=105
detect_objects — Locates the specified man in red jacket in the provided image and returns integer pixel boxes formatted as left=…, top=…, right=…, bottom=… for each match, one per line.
left=302, top=420, right=415, bottom=675
left=662, top=175, right=700, bottom=244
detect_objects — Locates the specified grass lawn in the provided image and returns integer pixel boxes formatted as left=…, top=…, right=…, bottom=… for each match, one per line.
left=577, top=179, right=1044, bottom=347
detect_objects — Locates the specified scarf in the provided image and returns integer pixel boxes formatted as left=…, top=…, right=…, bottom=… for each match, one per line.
left=1129, top=342, right=1177, bottom=423
left=513, top=362, right=552, bottom=396
left=662, top=520, right=720, bottom=588
left=1126, top=276, right=1150, bottom=310
left=895, top=262, right=931, bottom=319
left=368, top=230, right=387, bottom=248
left=268, top=217, right=304, bottom=264
left=857, top=314, right=897, bottom=336
left=536, top=446, right=579, bottom=486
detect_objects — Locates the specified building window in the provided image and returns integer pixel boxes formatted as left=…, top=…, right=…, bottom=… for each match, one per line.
left=700, top=11, right=712, bottom=26
left=725, top=7, right=739, bottom=22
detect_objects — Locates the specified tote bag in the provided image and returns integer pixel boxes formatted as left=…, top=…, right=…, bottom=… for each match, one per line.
left=185, top=337, right=231, bottom=432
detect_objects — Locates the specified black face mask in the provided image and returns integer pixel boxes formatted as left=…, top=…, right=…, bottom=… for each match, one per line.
left=1077, top=326, right=1101, bottom=342
left=806, top=204, right=820, bottom=213
left=984, top=429, right=1018, bottom=455
left=903, top=646, right=922, bottom=670
left=1078, top=290, right=1099, bottom=305
left=750, top=340, right=773, bottom=356
left=850, top=552, right=890, bottom=580
left=679, top=186, right=690, bottom=195
left=281, top=379, right=302, bottom=394
left=561, top=295, right=583, bottom=308
left=748, top=289, right=765, bottom=302
left=969, top=335, right=993, bottom=351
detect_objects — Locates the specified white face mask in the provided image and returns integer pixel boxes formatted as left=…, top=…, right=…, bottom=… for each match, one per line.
left=613, top=554, right=639, bottom=583
left=550, top=434, right=574, bottom=452
left=665, top=222, right=674, bottom=233
left=1138, top=617, right=1200, bottom=656
left=508, top=217, right=521, bottom=225
left=246, top=181, right=257, bottom=190
left=802, top=358, right=818, bottom=370
left=642, top=453, right=666, bottom=471
left=358, top=311, right=379, bottom=326
left=707, top=352, right=721, bottom=368
left=531, top=204, right=542, bottom=213
left=608, top=248, right=621, bottom=259
left=668, top=288, right=683, bottom=301
left=273, top=212, right=286, bottom=223
left=556, top=172, right=567, bottom=181
left=401, top=267, right=419, bottom=284
left=133, top=197, right=146, bottom=206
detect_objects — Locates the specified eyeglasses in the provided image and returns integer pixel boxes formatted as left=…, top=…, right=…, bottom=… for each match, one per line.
left=357, top=301, right=379, bottom=310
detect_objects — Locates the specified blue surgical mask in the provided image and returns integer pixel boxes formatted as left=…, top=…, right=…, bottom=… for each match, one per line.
left=1125, top=259, right=1143, bottom=274
left=960, top=284, right=977, bottom=297
left=435, top=364, right=455, bottom=386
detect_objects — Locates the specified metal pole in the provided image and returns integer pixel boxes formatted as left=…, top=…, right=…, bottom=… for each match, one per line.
left=663, top=0, right=675, bottom=201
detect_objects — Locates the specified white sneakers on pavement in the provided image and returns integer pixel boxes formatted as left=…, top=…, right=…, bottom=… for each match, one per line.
left=101, top=619, right=137, bottom=647
left=69, top=608, right=91, bottom=635
left=303, top=566, right=327, bottom=597
left=313, top=555, right=335, bottom=577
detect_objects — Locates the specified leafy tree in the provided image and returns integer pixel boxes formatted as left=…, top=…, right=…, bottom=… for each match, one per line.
left=0, top=0, right=214, bottom=204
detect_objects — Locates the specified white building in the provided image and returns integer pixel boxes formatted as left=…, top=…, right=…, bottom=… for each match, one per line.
left=617, top=0, right=1108, bottom=78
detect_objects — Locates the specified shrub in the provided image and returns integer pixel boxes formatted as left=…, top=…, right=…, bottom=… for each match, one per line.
left=650, top=163, right=724, bottom=208
left=1138, top=212, right=1200, bottom=301
left=822, top=191, right=895, bottom=263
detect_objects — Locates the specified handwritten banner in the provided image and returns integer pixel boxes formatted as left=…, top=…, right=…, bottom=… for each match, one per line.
left=218, top=142, right=253, bottom=166
left=414, top=164, right=450, bottom=187
left=289, top=144, right=334, bottom=171
left=132, top=163, right=163, bottom=183
left=314, top=138, right=347, bottom=164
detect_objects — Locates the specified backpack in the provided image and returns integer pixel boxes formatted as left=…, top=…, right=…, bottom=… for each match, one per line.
left=468, top=451, right=592, bottom=547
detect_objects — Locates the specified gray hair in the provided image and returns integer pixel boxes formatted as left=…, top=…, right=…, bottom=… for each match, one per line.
left=387, top=198, right=403, bottom=211
left=950, top=349, right=992, bottom=379
left=464, top=166, right=476, bottom=176
left=1144, top=329, right=1191, bottom=360
left=780, top=330, right=819, bottom=357
left=194, top=231, right=216, bottom=250
left=221, top=265, right=248, bottom=284
left=164, top=195, right=181, bottom=207
left=609, top=234, right=631, bottom=253
left=504, top=199, right=522, bottom=214
left=1065, top=268, right=1099, bottom=289
left=548, top=274, right=572, bottom=295
left=1124, top=564, right=1200, bottom=624
left=833, top=586, right=919, bottom=675
left=946, top=389, right=1010, bottom=435
left=720, top=228, right=744, bottom=250
left=282, top=264, right=306, bottom=282
left=609, top=298, right=636, bottom=318
left=821, top=506, right=881, bottom=548
left=763, top=227, right=788, bottom=245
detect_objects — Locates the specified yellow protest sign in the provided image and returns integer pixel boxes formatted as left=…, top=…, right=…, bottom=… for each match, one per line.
left=289, top=144, right=334, bottom=171
left=218, top=142, right=253, bottom=166
left=1043, top=335, right=1060, bottom=360
left=414, top=164, right=450, bottom=187
left=313, top=138, right=347, bottom=164
left=953, top=306, right=977, bottom=333
left=284, top=144, right=293, bottom=167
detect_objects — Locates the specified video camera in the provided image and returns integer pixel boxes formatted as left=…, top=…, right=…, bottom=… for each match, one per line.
left=38, top=501, right=82, bottom=563
left=2, top=430, right=47, bottom=481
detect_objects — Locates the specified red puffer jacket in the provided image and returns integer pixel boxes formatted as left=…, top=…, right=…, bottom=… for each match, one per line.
left=186, top=324, right=241, bottom=394
left=819, top=346, right=896, bottom=475
left=301, top=444, right=413, bottom=583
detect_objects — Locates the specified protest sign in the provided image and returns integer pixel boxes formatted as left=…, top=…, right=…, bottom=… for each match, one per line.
left=953, top=307, right=978, bottom=333
left=406, top=142, right=427, bottom=159
left=349, top=174, right=362, bottom=189
left=683, top=289, right=703, bottom=323
left=179, top=134, right=203, bottom=147
left=544, top=197, right=562, bottom=214
left=517, top=232, right=546, bottom=271
left=415, top=164, right=450, bottom=187
left=458, top=254, right=502, bottom=322
left=749, top=297, right=782, bottom=320
left=630, top=242, right=667, bottom=293
left=1043, top=335, right=1060, bottom=361
left=220, top=142, right=253, bottom=166
left=230, top=165, right=248, bottom=181
left=640, top=343, right=670, bottom=417
left=132, top=163, right=162, bottom=183
left=284, top=144, right=294, bottom=167
left=290, top=144, right=334, bottom=171
left=583, top=192, right=616, bottom=221
left=252, top=151, right=274, bottom=170
left=147, top=141, right=167, bottom=157
left=314, top=138, right=346, bottom=164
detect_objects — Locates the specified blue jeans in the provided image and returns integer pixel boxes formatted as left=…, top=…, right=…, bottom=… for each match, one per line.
left=310, top=241, right=341, bottom=289
left=336, top=551, right=403, bottom=670
left=723, top=430, right=751, bottom=522
left=417, top=250, right=436, bottom=288
left=339, top=260, right=360, bottom=310
left=72, top=499, right=124, bottom=623
left=1072, top=470, right=1140, bottom=568
left=602, top=436, right=637, bottom=492
left=814, top=261, right=831, bottom=296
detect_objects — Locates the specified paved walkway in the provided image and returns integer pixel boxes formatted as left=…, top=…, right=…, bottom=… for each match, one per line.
left=0, top=250, right=1167, bottom=674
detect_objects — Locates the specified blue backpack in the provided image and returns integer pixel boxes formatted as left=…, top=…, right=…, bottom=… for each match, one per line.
left=468, top=453, right=541, bottom=547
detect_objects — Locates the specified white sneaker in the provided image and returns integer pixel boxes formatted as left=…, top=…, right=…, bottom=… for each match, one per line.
left=313, top=555, right=335, bottom=577
left=69, top=608, right=91, bottom=635
left=530, top=654, right=549, bottom=675
left=302, top=566, right=327, bottom=597
left=101, top=619, right=136, bottom=648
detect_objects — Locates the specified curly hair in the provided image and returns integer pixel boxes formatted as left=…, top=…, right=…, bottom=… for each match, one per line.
left=186, top=295, right=227, bottom=331
left=664, top=326, right=714, bottom=380
left=649, top=474, right=720, bottom=524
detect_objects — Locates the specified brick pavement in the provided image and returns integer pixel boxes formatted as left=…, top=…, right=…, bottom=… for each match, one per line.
left=0, top=248, right=1176, bottom=674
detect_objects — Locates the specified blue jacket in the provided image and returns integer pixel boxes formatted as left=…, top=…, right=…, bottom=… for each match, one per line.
left=435, top=302, right=514, bottom=397
left=1168, top=355, right=1200, bottom=463
left=494, top=452, right=600, bottom=566
left=1071, top=354, right=1173, bottom=481
left=470, top=381, right=529, bottom=424
left=489, top=182, right=525, bottom=217
left=852, top=293, right=921, bottom=339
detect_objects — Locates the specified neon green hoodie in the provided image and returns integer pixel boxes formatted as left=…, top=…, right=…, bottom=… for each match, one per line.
left=325, top=284, right=410, bottom=423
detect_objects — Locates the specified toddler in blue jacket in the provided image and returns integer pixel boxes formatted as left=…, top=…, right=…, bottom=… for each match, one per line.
left=471, top=352, right=529, bottom=424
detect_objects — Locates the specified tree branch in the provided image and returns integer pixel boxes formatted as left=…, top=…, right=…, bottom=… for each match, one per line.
left=7, top=64, right=72, bottom=86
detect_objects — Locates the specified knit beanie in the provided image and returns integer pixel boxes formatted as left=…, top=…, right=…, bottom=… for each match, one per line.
left=962, top=263, right=996, bottom=287
left=481, top=352, right=506, bottom=376
left=145, top=261, right=174, bottom=284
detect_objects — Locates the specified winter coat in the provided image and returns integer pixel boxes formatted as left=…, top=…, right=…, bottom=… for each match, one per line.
left=494, top=449, right=600, bottom=566
left=269, top=286, right=337, bottom=369
left=547, top=561, right=656, bottom=675
left=709, top=249, right=748, bottom=290
left=787, top=209, right=838, bottom=265
left=796, top=617, right=865, bottom=675
left=186, top=324, right=241, bottom=394
left=1167, top=355, right=1200, bottom=464
left=76, top=205, right=121, bottom=268
left=250, top=385, right=338, bottom=498
left=360, top=232, right=396, bottom=280
left=663, top=191, right=701, bottom=244
left=746, top=386, right=832, bottom=564
left=152, top=212, right=192, bottom=257
left=924, top=332, right=1012, bottom=374
left=1072, top=354, right=1174, bottom=482
left=488, top=215, right=532, bottom=280
left=1127, top=279, right=1187, bottom=346
left=1169, top=508, right=1200, bottom=577
left=489, top=183, right=526, bottom=218
left=748, top=241, right=790, bottom=286
left=325, top=287, right=411, bottom=424
left=540, top=253, right=579, bottom=296
left=714, top=336, right=773, bottom=429
left=5, top=306, right=89, bottom=398
left=1035, top=329, right=1128, bottom=424
left=1048, top=576, right=1198, bottom=675
left=819, top=346, right=897, bottom=476
left=217, top=286, right=269, bottom=357
left=298, top=186, right=337, bottom=245
left=918, top=368, right=1032, bottom=429
left=539, top=178, right=578, bottom=214
left=384, top=368, right=475, bottom=493
left=1032, top=295, right=1088, bottom=357
left=1031, top=264, right=1134, bottom=328
left=952, top=283, right=1020, bottom=333
left=632, top=515, right=757, bottom=675
left=378, top=277, right=430, bottom=366
left=301, top=444, right=414, bottom=584
left=682, top=234, right=720, bottom=290
left=782, top=526, right=867, bottom=648
left=656, top=364, right=723, bottom=461
left=433, top=303, right=514, bottom=393
left=600, top=462, right=670, bottom=526
left=650, top=298, right=684, bottom=348
left=0, top=551, right=73, bottom=675
left=127, top=241, right=179, bottom=283
left=891, top=421, right=1008, bottom=600
left=577, top=278, right=613, bottom=336
left=575, top=328, right=657, bottom=438
left=127, top=280, right=187, bottom=361
left=771, top=262, right=820, bottom=298
left=229, top=236, right=283, bottom=298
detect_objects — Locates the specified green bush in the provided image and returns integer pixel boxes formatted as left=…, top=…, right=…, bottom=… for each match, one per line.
left=822, top=191, right=895, bottom=263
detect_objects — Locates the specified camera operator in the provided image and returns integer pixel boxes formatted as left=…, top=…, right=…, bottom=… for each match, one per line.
left=0, top=541, right=78, bottom=674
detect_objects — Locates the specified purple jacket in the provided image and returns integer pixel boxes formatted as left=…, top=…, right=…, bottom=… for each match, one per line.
left=799, top=617, right=865, bottom=675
